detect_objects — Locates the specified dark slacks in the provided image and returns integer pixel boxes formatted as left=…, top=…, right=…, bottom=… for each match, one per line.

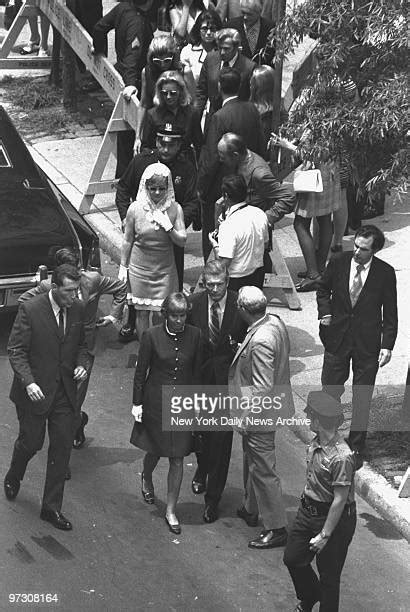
left=7, top=384, right=75, bottom=512
left=116, top=130, right=136, bottom=179
left=321, top=349, right=379, bottom=451
left=283, top=504, right=356, bottom=612
left=201, top=199, right=215, bottom=262
left=228, top=266, right=265, bottom=292
left=196, top=430, right=233, bottom=507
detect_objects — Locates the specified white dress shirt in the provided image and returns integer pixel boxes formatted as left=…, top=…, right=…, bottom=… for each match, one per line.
left=49, top=290, right=66, bottom=333
left=349, top=257, right=373, bottom=292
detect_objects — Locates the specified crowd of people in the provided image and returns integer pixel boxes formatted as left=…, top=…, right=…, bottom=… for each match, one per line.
left=3, top=2, right=400, bottom=611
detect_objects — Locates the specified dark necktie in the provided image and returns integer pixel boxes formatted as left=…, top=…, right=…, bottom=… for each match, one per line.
left=223, top=61, right=230, bottom=68
left=209, top=301, right=220, bottom=347
left=350, top=264, right=365, bottom=307
left=58, top=308, right=65, bottom=338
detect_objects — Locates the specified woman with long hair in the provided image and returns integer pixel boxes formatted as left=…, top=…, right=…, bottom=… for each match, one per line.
left=141, top=70, right=203, bottom=162
left=180, top=9, right=222, bottom=83
left=134, top=35, right=194, bottom=152
left=169, top=0, right=215, bottom=42
left=250, top=65, right=276, bottom=150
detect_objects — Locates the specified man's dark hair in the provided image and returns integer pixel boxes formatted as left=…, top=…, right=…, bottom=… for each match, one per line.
left=219, top=68, right=241, bottom=96
left=355, top=224, right=385, bottom=252
left=52, top=264, right=81, bottom=287
left=222, top=174, right=248, bottom=204
left=55, top=247, right=80, bottom=268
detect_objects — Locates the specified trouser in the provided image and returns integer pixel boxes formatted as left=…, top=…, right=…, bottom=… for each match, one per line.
left=242, top=431, right=287, bottom=530
left=228, top=267, right=265, bottom=292
left=201, top=199, right=215, bottom=262
left=116, top=130, right=136, bottom=179
left=283, top=503, right=356, bottom=612
left=7, top=384, right=75, bottom=512
left=321, top=349, right=379, bottom=451
left=173, top=244, right=184, bottom=291
left=195, top=430, right=233, bottom=507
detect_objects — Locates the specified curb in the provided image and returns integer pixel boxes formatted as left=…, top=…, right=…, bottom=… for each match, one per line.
left=291, top=423, right=410, bottom=542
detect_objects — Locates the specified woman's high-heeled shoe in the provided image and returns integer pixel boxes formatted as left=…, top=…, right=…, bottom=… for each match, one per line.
left=165, top=515, right=181, bottom=535
left=141, top=473, right=154, bottom=504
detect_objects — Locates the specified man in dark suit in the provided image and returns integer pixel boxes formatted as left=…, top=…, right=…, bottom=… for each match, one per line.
left=195, top=28, right=256, bottom=119
left=187, top=260, right=247, bottom=523
left=198, top=68, right=266, bottom=259
left=227, top=0, right=275, bottom=65
left=4, top=265, right=91, bottom=530
left=317, top=225, right=398, bottom=464
left=19, top=247, right=127, bottom=450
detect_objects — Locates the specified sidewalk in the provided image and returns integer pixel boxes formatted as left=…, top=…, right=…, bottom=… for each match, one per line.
left=0, top=11, right=409, bottom=541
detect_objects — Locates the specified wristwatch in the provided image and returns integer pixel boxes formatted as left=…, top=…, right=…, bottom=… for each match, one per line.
left=320, top=530, right=329, bottom=539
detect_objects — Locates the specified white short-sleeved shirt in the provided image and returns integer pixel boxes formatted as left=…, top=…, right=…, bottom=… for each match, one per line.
left=180, top=44, right=208, bottom=82
left=218, top=203, right=268, bottom=278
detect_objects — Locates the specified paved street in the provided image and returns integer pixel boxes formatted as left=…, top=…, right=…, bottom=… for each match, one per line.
left=0, top=260, right=409, bottom=612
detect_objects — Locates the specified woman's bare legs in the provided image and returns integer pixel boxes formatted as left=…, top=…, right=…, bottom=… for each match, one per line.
left=293, top=215, right=319, bottom=278
left=166, top=457, right=184, bottom=524
left=316, top=213, right=333, bottom=272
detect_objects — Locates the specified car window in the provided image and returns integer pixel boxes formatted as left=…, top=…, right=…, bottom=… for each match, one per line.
left=0, top=140, right=12, bottom=167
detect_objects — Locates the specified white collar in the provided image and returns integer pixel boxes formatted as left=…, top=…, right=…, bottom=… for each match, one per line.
left=352, top=256, right=373, bottom=271
left=225, top=201, right=247, bottom=218
left=49, top=290, right=62, bottom=316
left=222, top=95, right=238, bottom=107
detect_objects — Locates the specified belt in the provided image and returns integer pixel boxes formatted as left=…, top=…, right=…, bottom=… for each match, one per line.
left=301, top=495, right=356, bottom=517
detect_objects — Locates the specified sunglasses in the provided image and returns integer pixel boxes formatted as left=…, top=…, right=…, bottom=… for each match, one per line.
left=200, top=25, right=217, bottom=32
left=152, top=56, right=174, bottom=65
left=161, top=90, right=179, bottom=96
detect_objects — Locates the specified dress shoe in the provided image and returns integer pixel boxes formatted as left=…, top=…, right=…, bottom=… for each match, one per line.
left=294, top=601, right=316, bottom=612
left=236, top=505, right=258, bottom=527
left=141, top=473, right=154, bottom=504
left=4, top=476, right=20, bottom=501
left=248, top=528, right=287, bottom=549
left=191, top=470, right=206, bottom=495
left=73, top=411, right=88, bottom=449
left=118, top=325, right=137, bottom=343
left=165, top=515, right=181, bottom=535
left=40, top=509, right=73, bottom=531
left=203, top=504, right=218, bottom=523
left=65, top=467, right=71, bottom=481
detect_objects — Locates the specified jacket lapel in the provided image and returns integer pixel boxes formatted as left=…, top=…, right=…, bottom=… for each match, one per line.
left=353, top=256, right=377, bottom=308
left=198, top=292, right=209, bottom=343
left=343, top=253, right=354, bottom=309
left=219, top=291, right=235, bottom=339
left=42, top=293, right=61, bottom=339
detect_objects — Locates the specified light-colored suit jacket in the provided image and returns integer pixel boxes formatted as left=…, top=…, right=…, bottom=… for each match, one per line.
left=228, top=313, right=294, bottom=431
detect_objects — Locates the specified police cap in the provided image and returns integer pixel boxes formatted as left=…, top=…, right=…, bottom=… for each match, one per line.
left=156, top=123, right=184, bottom=142
left=304, top=390, right=343, bottom=418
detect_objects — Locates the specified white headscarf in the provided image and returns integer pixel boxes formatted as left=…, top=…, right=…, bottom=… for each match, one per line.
left=135, top=162, right=175, bottom=212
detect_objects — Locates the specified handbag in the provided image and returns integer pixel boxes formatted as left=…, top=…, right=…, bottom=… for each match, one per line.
left=293, top=166, right=323, bottom=193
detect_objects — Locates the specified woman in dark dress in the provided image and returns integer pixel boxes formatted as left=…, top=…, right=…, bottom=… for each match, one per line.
left=130, top=293, right=201, bottom=534
left=141, top=70, right=203, bottom=164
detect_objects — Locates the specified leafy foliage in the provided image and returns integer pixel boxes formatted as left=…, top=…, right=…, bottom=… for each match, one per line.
left=276, top=0, right=408, bottom=198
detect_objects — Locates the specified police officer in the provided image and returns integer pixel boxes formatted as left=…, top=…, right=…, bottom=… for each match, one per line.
left=115, top=124, right=200, bottom=341
left=283, top=390, right=357, bottom=612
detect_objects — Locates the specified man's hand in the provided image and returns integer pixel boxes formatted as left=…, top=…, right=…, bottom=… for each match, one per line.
left=133, top=137, right=142, bottom=155
left=132, top=404, right=143, bottom=422
left=309, top=532, right=328, bottom=554
left=378, top=348, right=392, bottom=367
left=26, top=383, right=45, bottom=402
left=208, top=232, right=218, bottom=248
left=320, top=316, right=332, bottom=326
left=96, top=316, right=113, bottom=328
left=123, top=85, right=137, bottom=101
left=73, top=366, right=88, bottom=381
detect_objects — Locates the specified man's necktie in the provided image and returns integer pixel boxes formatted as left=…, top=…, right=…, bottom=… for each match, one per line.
left=246, top=25, right=258, bottom=56
left=350, top=264, right=365, bottom=306
left=222, top=61, right=230, bottom=68
left=209, top=301, right=220, bottom=347
left=58, top=308, right=65, bottom=338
